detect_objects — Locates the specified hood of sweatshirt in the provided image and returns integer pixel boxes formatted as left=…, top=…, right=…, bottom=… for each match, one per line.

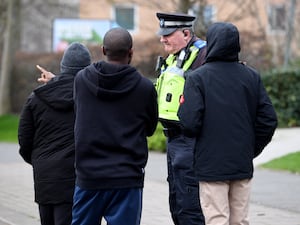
left=33, top=75, right=74, bottom=111
left=205, top=22, right=241, bottom=63
left=79, top=61, right=142, bottom=100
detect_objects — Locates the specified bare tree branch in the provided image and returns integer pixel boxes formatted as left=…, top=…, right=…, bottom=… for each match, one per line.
left=284, top=0, right=297, bottom=67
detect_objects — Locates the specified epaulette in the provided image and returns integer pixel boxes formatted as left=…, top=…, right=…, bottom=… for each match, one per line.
left=193, top=39, right=206, bottom=49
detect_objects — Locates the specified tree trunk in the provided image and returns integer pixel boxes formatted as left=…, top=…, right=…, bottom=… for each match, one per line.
left=0, top=0, right=20, bottom=115
left=284, top=0, right=296, bottom=68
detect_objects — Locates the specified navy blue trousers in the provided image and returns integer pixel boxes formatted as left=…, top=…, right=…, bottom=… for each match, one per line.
left=167, top=134, right=205, bottom=225
left=72, top=186, right=142, bottom=225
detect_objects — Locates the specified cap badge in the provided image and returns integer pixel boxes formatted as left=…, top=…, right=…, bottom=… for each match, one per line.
left=160, top=19, right=165, bottom=27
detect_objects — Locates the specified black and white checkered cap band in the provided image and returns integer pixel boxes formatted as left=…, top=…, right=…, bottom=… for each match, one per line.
left=160, top=20, right=193, bottom=28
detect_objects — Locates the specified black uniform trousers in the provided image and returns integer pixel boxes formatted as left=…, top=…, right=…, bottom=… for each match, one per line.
left=166, top=131, right=205, bottom=225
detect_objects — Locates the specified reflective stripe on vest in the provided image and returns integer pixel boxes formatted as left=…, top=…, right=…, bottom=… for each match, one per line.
left=156, top=43, right=202, bottom=121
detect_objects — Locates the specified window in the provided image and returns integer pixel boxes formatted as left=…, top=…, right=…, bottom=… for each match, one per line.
left=114, top=5, right=135, bottom=31
left=268, top=4, right=286, bottom=32
left=203, top=5, right=215, bottom=25
left=189, top=4, right=215, bottom=26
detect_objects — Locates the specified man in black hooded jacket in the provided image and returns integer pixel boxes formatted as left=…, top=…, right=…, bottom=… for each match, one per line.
left=18, top=42, right=91, bottom=225
left=71, top=27, right=158, bottom=225
left=178, top=22, right=277, bottom=225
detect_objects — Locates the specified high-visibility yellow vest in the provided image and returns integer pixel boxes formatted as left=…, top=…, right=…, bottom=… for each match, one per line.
left=156, top=40, right=206, bottom=121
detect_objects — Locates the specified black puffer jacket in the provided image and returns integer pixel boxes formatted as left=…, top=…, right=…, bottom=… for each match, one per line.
left=18, top=74, right=76, bottom=204
left=178, top=22, right=277, bottom=182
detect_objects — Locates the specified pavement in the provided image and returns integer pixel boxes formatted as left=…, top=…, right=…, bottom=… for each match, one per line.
left=0, top=127, right=299, bottom=225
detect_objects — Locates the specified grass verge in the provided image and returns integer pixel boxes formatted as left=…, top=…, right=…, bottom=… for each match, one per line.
left=260, top=151, right=300, bottom=174
left=0, top=114, right=19, bottom=143
left=0, top=114, right=300, bottom=175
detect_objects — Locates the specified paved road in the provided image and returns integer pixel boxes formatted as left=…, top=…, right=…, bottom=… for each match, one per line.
left=0, top=127, right=300, bottom=225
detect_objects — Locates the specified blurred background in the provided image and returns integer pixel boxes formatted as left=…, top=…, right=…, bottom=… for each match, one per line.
left=0, top=0, right=299, bottom=149
left=0, top=3, right=299, bottom=225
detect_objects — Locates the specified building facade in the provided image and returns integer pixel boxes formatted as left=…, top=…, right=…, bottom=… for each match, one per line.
left=79, top=0, right=299, bottom=68
left=20, top=0, right=299, bottom=68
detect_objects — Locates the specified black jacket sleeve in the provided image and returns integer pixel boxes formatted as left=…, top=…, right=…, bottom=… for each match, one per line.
left=254, top=78, right=278, bottom=157
left=18, top=94, right=35, bottom=164
left=178, top=71, right=205, bottom=137
left=145, top=85, right=158, bottom=137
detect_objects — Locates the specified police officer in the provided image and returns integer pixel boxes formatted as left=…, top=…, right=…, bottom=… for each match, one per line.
left=155, top=12, right=206, bottom=225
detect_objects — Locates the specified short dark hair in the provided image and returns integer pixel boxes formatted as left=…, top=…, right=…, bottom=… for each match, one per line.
left=103, top=27, right=133, bottom=61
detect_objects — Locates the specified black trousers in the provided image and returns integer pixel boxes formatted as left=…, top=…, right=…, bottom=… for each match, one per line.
left=167, top=134, right=205, bottom=225
left=39, top=203, right=72, bottom=225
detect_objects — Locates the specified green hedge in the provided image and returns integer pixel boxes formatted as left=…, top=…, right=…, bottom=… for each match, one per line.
left=147, top=68, right=300, bottom=152
left=147, top=122, right=166, bottom=152
left=262, top=68, right=300, bottom=127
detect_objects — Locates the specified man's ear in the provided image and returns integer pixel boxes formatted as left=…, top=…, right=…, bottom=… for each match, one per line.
left=102, top=46, right=106, bottom=55
left=128, top=49, right=133, bottom=64
left=129, top=49, right=133, bottom=58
